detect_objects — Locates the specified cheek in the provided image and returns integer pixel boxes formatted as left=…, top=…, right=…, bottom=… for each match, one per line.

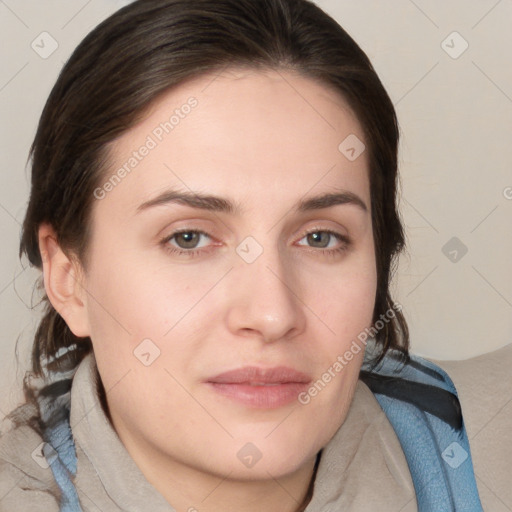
left=305, top=255, right=377, bottom=343
left=83, top=248, right=179, bottom=337
left=297, top=251, right=376, bottom=411
left=81, top=248, right=225, bottom=386
left=80, top=250, right=166, bottom=371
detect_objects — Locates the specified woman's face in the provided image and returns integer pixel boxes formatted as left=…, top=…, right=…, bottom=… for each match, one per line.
left=79, top=68, right=376, bottom=484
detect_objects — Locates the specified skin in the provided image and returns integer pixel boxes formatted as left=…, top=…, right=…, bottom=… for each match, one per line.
left=39, top=67, right=377, bottom=512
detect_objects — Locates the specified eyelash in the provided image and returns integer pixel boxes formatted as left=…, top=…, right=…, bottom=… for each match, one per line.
left=160, top=228, right=351, bottom=259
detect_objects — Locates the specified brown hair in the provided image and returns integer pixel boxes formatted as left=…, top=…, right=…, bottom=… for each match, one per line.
left=21, top=0, right=408, bottom=381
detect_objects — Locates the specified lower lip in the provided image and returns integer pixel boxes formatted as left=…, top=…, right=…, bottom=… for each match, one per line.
left=207, top=382, right=309, bottom=409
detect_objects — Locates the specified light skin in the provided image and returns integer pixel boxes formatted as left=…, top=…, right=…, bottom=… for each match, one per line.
left=39, top=67, right=377, bottom=512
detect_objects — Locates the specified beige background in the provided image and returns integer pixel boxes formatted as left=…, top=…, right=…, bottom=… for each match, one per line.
left=1, top=0, right=511, bottom=420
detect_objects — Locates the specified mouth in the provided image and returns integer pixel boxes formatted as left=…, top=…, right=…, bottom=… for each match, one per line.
left=206, top=366, right=311, bottom=409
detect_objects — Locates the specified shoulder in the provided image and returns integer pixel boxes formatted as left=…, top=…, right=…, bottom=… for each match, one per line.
left=0, top=404, right=60, bottom=511
left=433, top=343, right=512, bottom=510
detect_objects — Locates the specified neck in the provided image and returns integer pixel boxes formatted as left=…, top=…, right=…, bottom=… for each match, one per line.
left=119, top=428, right=320, bottom=512
left=160, top=457, right=318, bottom=512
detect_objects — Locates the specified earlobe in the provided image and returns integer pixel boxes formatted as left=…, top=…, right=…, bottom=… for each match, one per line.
left=38, top=223, right=90, bottom=338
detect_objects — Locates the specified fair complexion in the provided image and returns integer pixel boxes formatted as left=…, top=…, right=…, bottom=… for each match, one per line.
left=39, top=68, right=376, bottom=512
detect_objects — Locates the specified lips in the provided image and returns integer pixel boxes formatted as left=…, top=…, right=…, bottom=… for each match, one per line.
left=206, top=366, right=311, bottom=408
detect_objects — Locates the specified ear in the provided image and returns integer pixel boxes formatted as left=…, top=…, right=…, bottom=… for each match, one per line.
left=38, top=223, right=90, bottom=338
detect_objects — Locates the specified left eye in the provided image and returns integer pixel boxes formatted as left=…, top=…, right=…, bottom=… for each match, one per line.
left=297, top=231, right=342, bottom=249
left=167, top=231, right=211, bottom=250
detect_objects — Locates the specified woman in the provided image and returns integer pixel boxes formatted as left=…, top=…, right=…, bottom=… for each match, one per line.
left=0, top=0, right=495, bottom=510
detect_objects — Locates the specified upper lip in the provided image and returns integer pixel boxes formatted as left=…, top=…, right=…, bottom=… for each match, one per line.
left=207, top=366, right=312, bottom=385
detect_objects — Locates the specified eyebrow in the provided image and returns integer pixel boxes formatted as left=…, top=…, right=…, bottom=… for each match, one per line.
left=136, top=189, right=368, bottom=214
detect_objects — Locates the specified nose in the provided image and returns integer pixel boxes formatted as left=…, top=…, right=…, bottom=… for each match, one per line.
left=225, top=248, right=307, bottom=343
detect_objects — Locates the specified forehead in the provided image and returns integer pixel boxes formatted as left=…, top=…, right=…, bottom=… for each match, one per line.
left=99, top=67, right=370, bottom=216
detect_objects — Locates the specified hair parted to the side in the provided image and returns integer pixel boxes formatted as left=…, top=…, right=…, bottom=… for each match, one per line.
left=20, top=0, right=408, bottom=387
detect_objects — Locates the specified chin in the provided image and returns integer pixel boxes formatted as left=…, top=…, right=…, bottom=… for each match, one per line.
left=222, top=426, right=328, bottom=479
left=223, top=448, right=318, bottom=482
